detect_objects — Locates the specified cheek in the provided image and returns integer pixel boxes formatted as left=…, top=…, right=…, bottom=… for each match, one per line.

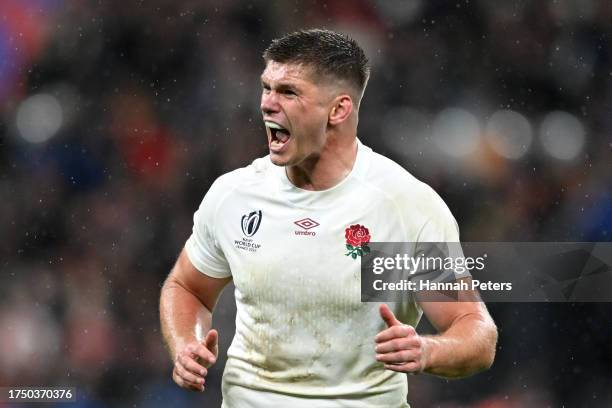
left=306, top=109, right=329, bottom=139
left=291, top=106, right=329, bottom=148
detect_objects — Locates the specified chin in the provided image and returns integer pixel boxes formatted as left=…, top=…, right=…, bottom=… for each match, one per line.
left=269, top=153, right=290, bottom=167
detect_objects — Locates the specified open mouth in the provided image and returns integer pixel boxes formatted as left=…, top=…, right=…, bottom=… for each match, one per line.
left=265, top=121, right=291, bottom=151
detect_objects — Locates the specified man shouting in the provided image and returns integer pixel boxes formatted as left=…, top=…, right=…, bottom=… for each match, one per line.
left=160, top=29, right=497, bottom=407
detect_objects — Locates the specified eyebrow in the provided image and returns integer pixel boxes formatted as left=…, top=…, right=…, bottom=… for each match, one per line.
left=260, top=78, right=300, bottom=92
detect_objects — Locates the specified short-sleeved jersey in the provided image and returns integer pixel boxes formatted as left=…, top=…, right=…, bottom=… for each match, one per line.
left=185, top=140, right=459, bottom=408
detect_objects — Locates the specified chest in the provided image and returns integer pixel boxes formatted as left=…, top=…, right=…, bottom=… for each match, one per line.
left=217, top=197, right=409, bottom=307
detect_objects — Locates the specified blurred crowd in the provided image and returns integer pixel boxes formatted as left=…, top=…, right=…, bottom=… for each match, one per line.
left=1, top=0, right=611, bottom=407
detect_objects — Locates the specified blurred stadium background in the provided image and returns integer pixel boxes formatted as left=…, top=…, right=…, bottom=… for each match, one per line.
left=1, top=0, right=611, bottom=406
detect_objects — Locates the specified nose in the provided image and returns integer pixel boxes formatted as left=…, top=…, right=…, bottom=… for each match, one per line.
left=260, top=90, right=280, bottom=115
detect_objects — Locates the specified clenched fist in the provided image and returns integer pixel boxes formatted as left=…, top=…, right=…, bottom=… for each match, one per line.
left=375, top=304, right=428, bottom=374
left=172, top=329, right=219, bottom=391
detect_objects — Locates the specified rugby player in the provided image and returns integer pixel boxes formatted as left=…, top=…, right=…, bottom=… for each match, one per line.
left=160, top=29, right=497, bottom=407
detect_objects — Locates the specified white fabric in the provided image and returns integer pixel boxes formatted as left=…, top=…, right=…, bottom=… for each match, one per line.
left=185, top=140, right=460, bottom=407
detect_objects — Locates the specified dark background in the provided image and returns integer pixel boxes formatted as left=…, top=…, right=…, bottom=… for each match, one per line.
left=1, top=0, right=611, bottom=407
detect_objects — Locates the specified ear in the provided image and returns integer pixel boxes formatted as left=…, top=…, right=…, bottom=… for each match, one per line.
left=328, top=94, right=353, bottom=126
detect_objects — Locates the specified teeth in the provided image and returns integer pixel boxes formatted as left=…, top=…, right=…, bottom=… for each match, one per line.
left=265, top=121, right=286, bottom=131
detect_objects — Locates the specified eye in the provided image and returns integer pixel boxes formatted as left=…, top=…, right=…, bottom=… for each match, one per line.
left=261, top=83, right=271, bottom=93
left=283, top=89, right=297, bottom=97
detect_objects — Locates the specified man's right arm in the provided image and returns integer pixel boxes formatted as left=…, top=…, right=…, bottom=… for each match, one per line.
left=160, top=248, right=232, bottom=391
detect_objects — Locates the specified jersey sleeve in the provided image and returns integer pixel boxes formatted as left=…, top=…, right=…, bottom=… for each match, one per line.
left=185, top=178, right=232, bottom=278
left=415, top=186, right=461, bottom=243
left=412, top=185, right=467, bottom=282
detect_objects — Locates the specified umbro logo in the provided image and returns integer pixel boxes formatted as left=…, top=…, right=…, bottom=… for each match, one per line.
left=294, top=218, right=319, bottom=236
left=294, top=218, right=319, bottom=230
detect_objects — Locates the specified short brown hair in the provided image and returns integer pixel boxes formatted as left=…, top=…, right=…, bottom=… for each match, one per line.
left=263, top=29, right=370, bottom=98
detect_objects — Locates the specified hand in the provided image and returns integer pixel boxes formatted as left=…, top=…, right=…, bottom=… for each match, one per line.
left=375, top=304, right=427, bottom=374
left=172, top=329, right=219, bottom=391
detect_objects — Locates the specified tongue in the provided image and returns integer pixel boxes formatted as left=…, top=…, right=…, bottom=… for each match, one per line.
left=276, top=130, right=290, bottom=143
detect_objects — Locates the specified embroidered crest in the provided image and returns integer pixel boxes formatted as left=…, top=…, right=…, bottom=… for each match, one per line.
left=345, top=224, right=371, bottom=259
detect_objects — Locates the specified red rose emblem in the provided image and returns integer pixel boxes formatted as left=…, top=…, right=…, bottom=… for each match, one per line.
left=345, top=224, right=371, bottom=247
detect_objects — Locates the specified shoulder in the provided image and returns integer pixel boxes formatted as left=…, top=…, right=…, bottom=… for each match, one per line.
left=195, top=155, right=273, bottom=217
left=359, top=146, right=440, bottom=204
left=359, top=145, right=458, bottom=236
left=208, top=155, right=273, bottom=195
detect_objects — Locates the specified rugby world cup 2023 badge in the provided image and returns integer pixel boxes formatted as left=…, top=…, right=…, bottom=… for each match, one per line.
left=235, top=210, right=263, bottom=252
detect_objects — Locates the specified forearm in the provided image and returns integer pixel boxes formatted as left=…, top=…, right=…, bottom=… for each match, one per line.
left=160, top=278, right=212, bottom=360
left=422, top=312, right=497, bottom=378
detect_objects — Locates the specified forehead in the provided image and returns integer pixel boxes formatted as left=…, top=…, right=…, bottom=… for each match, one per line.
left=261, top=61, right=317, bottom=85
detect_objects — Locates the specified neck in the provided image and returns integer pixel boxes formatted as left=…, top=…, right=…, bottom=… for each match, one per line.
left=286, top=135, right=358, bottom=191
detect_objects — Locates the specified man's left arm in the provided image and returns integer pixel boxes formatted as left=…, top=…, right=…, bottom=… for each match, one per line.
left=375, top=295, right=497, bottom=378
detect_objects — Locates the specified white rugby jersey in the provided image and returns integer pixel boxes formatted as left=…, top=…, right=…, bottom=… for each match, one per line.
left=185, top=140, right=459, bottom=408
